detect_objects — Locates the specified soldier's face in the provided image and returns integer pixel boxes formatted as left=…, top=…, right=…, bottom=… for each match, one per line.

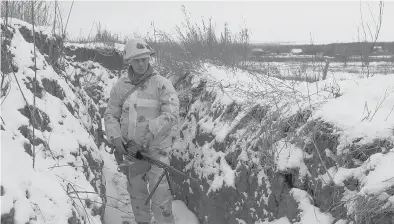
left=130, top=57, right=149, bottom=75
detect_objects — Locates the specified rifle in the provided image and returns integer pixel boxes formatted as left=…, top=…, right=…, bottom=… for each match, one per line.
left=124, top=150, right=200, bottom=183
left=123, top=141, right=201, bottom=205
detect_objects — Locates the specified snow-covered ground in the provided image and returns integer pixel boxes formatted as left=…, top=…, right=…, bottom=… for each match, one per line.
left=64, top=42, right=125, bottom=53
left=212, top=62, right=393, bottom=172
left=2, top=18, right=394, bottom=224
left=245, top=60, right=394, bottom=81
left=99, top=143, right=199, bottom=224
left=198, top=63, right=394, bottom=150
left=172, top=61, right=394, bottom=223
left=1, top=18, right=198, bottom=224
left=1, top=18, right=103, bottom=224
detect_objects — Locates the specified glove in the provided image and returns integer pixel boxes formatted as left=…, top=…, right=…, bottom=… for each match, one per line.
left=135, top=151, right=143, bottom=160
left=127, top=140, right=147, bottom=160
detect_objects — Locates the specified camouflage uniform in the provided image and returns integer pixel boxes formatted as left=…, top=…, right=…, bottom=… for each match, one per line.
left=104, top=40, right=179, bottom=224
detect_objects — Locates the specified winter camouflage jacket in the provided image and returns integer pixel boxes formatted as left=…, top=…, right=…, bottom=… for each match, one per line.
left=104, top=66, right=179, bottom=151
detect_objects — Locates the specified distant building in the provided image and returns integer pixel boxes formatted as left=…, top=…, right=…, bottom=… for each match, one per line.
left=373, top=45, right=383, bottom=53
left=315, top=52, right=324, bottom=58
left=251, top=48, right=269, bottom=57
left=290, top=48, right=303, bottom=55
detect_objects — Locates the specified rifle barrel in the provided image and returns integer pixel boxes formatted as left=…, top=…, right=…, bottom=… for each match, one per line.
left=125, top=151, right=200, bottom=184
left=149, top=158, right=200, bottom=183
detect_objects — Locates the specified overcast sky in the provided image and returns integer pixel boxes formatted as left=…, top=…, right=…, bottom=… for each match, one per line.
left=58, top=1, right=394, bottom=45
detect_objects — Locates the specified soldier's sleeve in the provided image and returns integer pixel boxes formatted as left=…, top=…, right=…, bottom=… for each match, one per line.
left=104, top=82, right=122, bottom=143
left=148, top=78, right=180, bottom=138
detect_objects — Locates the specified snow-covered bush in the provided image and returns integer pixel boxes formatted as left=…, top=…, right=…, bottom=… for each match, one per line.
left=1, top=18, right=105, bottom=224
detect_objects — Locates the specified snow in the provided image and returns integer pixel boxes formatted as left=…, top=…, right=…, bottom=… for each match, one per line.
left=291, top=49, right=303, bottom=54
left=173, top=200, right=200, bottom=224
left=64, top=60, right=119, bottom=109
left=331, top=167, right=354, bottom=187
left=1, top=132, right=75, bottom=224
left=198, top=63, right=321, bottom=118
left=215, top=111, right=247, bottom=142
left=1, top=19, right=104, bottom=224
left=200, top=63, right=259, bottom=104
left=274, top=140, right=310, bottom=178
left=256, top=217, right=291, bottom=224
left=210, top=156, right=236, bottom=192
left=5, top=18, right=53, bottom=37
left=177, top=60, right=394, bottom=202
left=330, top=152, right=394, bottom=195
left=187, top=59, right=394, bottom=221
left=64, top=42, right=125, bottom=53
left=196, top=101, right=247, bottom=143
left=196, top=143, right=236, bottom=193
left=99, top=144, right=134, bottom=224
left=245, top=60, right=393, bottom=81
left=356, top=152, right=394, bottom=195
left=334, top=220, right=348, bottom=224
left=313, top=75, right=394, bottom=154
left=291, top=188, right=334, bottom=224
left=317, top=151, right=394, bottom=209
left=370, top=55, right=392, bottom=59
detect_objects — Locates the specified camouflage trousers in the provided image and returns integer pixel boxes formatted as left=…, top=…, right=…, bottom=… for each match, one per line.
left=126, top=150, right=175, bottom=224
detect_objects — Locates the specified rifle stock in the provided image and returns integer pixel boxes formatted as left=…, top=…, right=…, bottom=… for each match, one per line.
left=124, top=150, right=200, bottom=184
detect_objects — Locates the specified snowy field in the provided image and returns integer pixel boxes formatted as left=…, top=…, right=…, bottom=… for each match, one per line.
left=244, top=60, right=394, bottom=81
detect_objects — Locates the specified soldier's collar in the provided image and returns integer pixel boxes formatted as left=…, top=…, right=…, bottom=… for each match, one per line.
left=126, top=64, right=154, bottom=85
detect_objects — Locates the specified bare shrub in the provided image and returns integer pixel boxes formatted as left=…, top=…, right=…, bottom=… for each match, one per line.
left=358, top=1, right=384, bottom=77
left=141, top=4, right=252, bottom=82
left=1, top=1, right=55, bottom=27
left=68, top=22, right=125, bottom=46
left=93, top=22, right=124, bottom=44
left=174, top=5, right=251, bottom=67
left=0, top=73, right=11, bottom=105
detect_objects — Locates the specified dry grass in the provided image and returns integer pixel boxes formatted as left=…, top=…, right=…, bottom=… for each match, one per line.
left=351, top=193, right=394, bottom=224
left=68, top=22, right=126, bottom=46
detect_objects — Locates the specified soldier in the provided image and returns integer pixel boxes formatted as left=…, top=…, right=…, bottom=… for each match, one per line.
left=104, top=38, right=179, bottom=224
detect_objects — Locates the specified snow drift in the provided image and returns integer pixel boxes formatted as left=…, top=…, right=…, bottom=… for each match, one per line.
left=167, top=59, right=394, bottom=223
left=1, top=19, right=105, bottom=224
